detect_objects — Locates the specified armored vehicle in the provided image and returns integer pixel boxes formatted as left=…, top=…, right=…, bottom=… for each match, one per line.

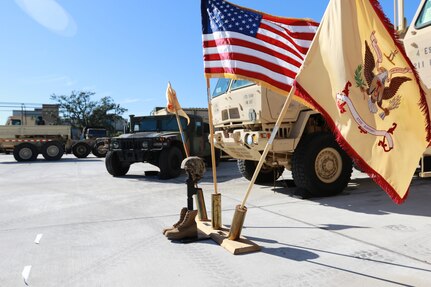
left=211, top=78, right=353, bottom=197
left=105, top=114, right=215, bottom=179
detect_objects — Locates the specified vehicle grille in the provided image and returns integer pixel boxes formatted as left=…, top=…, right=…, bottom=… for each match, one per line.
left=221, top=108, right=240, bottom=120
left=229, top=108, right=240, bottom=119
left=118, top=139, right=146, bottom=149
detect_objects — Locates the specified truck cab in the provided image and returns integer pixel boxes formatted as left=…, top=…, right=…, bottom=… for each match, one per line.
left=403, top=0, right=431, bottom=89
left=211, top=78, right=314, bottom=161
left=211, top=78, right=353, bottom=197
left=80, top=127, right=107, bottom=140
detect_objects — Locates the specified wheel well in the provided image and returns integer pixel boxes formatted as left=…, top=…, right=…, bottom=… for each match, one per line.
left=303, top=114, right=330, bottom=136
left=291, top=112, right=330, bottom=151
left=170, top=141, right=187, bottom=158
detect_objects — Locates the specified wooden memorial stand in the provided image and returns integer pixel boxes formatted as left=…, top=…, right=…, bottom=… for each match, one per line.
left=196, top=219, right=260, bottom=255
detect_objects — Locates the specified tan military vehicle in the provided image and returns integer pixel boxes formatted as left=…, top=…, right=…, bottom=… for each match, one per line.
left=211, top=0, right=431, bottom=197
left=399, top=0, right=431, bottom=177
left=211, top=79, right=353, bottom=197
left=0, top=125, right=73, bottom=161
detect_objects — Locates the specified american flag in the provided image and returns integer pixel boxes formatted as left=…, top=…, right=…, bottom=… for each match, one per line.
left=201, top=0, right=318, bottom=93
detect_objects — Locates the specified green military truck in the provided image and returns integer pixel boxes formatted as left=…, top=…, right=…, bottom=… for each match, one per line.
left=105, top=114, right=216, bottom=179
left=72, top=127, right=110, bottom=158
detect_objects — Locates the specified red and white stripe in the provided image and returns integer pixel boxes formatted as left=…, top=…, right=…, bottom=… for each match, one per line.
left=203, top=16, right=318, bottom=92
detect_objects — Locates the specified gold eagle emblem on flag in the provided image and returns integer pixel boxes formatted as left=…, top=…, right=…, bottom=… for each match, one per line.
left=355, top=32, right=412, bottom=120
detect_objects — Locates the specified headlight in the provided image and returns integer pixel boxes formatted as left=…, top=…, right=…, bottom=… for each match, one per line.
left=112, top=141, right=120, bottom=149
left=245, top=134, right=257, bottom=146
left=245, top=134, right=254, bottom=146
left=153, top=142, right=163, bottom=148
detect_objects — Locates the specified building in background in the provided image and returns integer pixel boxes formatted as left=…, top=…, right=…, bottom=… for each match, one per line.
left=5, top=104, right=60, bottom=125
left=151, top=107, right=209, bottom=123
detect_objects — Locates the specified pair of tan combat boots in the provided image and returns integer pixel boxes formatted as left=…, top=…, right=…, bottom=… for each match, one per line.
left=163, top=208, right=198, bottom=240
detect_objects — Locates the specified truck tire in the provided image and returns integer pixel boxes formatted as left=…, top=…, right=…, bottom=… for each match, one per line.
left=158, top=146, right=183, bottom=179
left=292, top=133, right=353, bottom=197
left=41, top=141, right=64, bottom=161
left=13, top=143, right=38, bottom=162
left=92, top=142, right=107, bottom=158
left=105, top=151, right=130, bottom=176
left=237, top=159, right=284, bottom=184
left=72, top=142, right=91, bottom=158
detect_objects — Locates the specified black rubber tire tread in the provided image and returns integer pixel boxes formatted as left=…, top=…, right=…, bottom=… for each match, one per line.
left=13, top=143, right=38, bottom=162
left=105, top=151, right=130, bottom=176
left=41, top=141, right=64, bottom=161
left=292, top=132, right=353, bottom=197
left=72, top=142, right=91, bottom=158
left=237, top=159, right=283, bottom=184
left=92, top=141, right=107, bottom=158
left=158, top=146, right=183, bottom=179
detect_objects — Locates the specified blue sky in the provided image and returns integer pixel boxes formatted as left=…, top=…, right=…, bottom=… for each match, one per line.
left=0, top=0, right=420, bottom=124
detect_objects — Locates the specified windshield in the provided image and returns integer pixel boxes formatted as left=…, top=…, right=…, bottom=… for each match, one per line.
left=416, top=0, right=431, bottom=29
left=230, top=79, right=254, bottom=90
left=212, top=78, right=231, bottom=98
left=134, top=116, right=187, bottom=132
left=87, top=129, right=107, bottom=137
left=11, top=119, right=22, bottom=125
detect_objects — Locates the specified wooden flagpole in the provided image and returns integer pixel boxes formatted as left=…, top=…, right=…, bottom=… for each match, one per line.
left=240, top=87, right=295, bottom=208
left=174, top=110, right=190, bottom=158
left=206, top=78, right=218, bottom=195
left=228, top=87, right=295, bottom=240
left=206, top=78, right=221, bottom=229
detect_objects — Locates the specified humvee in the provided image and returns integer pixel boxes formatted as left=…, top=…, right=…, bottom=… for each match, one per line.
left=105, top=114, right=216, bottom=179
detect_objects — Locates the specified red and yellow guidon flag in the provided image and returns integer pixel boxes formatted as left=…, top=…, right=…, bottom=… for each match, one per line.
left=166, top=82, right=190, bottom=125
left=294, top=0, right=431, bottom=203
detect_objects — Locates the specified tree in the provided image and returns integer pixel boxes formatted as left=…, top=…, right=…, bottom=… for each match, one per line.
left=50, top=91, right=127, bottom=132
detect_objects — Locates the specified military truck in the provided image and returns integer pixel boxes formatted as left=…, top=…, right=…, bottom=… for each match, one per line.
left=210, top=1, right=431, bottom=197
left=105, top=114, right=216, bottom=179
left=0, top=125, right=73, bottom=161
left=397, top=0, right=431, bottom=177
left=72, top=127, right=109, bottom=158
left=211, top=79, right=352, bottom=197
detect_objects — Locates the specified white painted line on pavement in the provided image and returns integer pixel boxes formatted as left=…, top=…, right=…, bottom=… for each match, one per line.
left=34, top=234, right=43, bottom=244
left=22, top=265, right=32, bottom=285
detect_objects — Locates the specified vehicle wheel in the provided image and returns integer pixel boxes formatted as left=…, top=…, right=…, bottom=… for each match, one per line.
left=13, top=143, right=38, bottom=162
left=92, top=142, right=107, bottom=158
left=292, top=133, right=353, bottom=197
left=237, top=159, right=284, bottom=184
left=105, top=151, right=130, bottom=176
left=41, top=141, right=64, bottom=160
left=159, top=146, right=183, bottom=179
left=72, top=142, right=91, bottom=158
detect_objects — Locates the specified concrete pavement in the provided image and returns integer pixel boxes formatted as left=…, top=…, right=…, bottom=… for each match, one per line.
left=0, top=154, right=430, bottom=286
